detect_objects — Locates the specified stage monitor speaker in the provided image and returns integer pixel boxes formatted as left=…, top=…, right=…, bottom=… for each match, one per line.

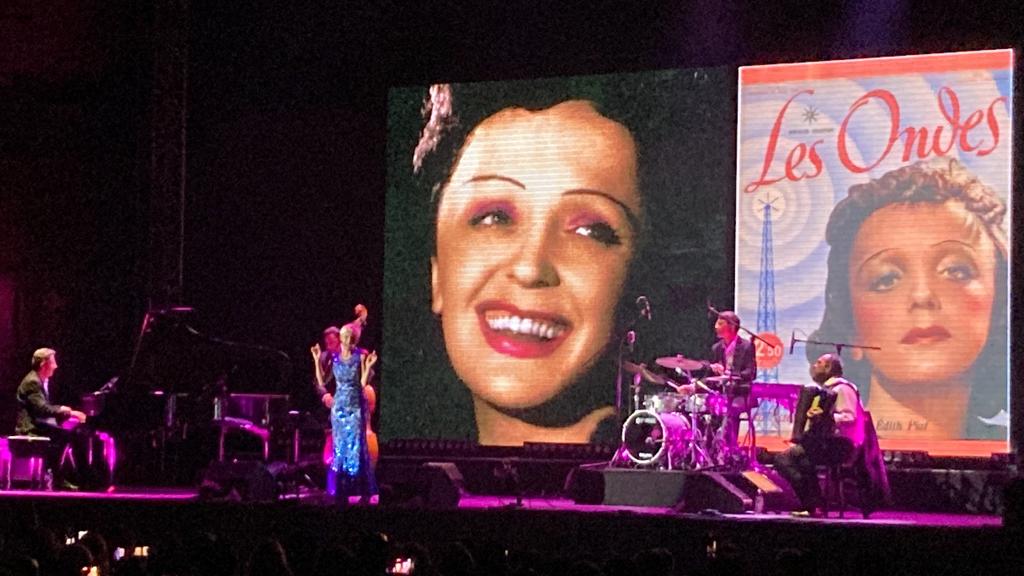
left=674, top=471, right=753, bottom=514
left=567, top=467, right=761, bottom=512
left=199, top=460, right=278, bottom=502
left=728, top=469, right=801, bottom=512
left=567, top=467, right=688, bottom=507
left=379, top=461, right=464, bottom=508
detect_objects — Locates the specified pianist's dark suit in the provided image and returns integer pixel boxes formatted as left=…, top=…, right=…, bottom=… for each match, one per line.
left=15, top=369, right=78, bottom=486
left=15, top=370, right=67, bottom=436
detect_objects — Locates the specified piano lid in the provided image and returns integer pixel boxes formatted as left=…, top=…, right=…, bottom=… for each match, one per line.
left=120, top=308, right=292, bottom=395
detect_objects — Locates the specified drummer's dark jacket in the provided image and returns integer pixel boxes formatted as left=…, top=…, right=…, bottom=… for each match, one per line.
left=706, top=336, right=757, bottom=396
left=15, top=369, right=65, bottom=436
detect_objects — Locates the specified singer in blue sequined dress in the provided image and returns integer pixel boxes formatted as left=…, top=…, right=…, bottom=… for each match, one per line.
left=326, top=324, right=378, bottom=502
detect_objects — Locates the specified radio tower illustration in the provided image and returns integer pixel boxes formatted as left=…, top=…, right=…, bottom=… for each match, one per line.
left=753, top=190, right=782, bottom=432
left=754, top=191, right=782, bottom=435
left=755, top=193, right=780, bottom=383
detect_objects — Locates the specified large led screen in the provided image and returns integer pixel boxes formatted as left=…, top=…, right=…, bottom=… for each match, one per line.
left=383, top=69, right=738, bottom=445
left=736, top=50, right=1013, bottom=454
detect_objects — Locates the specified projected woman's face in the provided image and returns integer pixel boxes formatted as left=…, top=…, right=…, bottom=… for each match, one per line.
left=848, top=201, right=997, bottom=386
left=432, top=101, right=640, bottom=409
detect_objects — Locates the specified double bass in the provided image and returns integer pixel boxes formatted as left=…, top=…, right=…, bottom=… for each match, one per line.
left=310, top=304, right=379, bottom=468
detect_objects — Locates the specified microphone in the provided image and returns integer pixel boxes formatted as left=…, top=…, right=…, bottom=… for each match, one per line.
left=636, top=296, right=651, bottom=320
left=789, top=330, right=796, bottom=355
left=625, top=330, right=636, bottom=351
left=706, top=299, right=720, bottom=319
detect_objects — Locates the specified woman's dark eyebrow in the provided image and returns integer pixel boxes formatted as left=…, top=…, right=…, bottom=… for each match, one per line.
left=856, top=248, right=896, bottom=273
left=564, top=189, right=640, bottom=230
left=860, top=239, right=979, bottom=271
left=463, top=174, right=526, bottom=188
left=932, top=239, right=977, bottom=252
left=461, top=176, right=640, bottom=230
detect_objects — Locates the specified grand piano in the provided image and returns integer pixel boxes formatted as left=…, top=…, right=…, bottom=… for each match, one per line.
left=81, top=308, right=294, bottom=486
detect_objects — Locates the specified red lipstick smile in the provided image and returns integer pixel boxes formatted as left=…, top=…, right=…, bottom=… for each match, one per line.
left=475, top=300, right=571, bottom=359
left=900, top=325, right=952, bottom=345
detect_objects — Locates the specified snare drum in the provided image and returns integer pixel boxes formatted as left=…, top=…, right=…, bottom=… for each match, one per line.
left=643, top=392, right=687, bottom=413
left=685, top=392, right=727, bottom=416
left=621, top=409, right=691, bottom=467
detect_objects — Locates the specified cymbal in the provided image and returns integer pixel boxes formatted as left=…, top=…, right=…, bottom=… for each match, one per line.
left=622, top=361, right=667, bottom=385
left=622, top=360, right=644, bottom=374
left=655, top=355, right=703, bottom=371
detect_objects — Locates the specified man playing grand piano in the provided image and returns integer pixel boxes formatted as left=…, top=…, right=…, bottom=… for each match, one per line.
left=14, top=348, right=88, bottom=489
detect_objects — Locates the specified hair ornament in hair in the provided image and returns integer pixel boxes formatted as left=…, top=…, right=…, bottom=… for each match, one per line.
left=412, top=83, right=454, bottom=174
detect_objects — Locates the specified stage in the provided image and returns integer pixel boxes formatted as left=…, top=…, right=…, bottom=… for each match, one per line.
left=0, top=479, right=1017, bottom=576
left=0, top=486, right=1003, bottom=527
left=0, top=438, right=1017, bottom=574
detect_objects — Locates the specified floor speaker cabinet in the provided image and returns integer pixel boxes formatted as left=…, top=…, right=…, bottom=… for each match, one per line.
left=199, top=460, right=280, bottom=502
left=674, top=471, right=753, bottom=514
left=379, top=461, right=465, bottom=508
left=567, top=466, right=801, bottom=513
left=727, top=469, right=802, bottom=513
left=568, top=467, right=689, bottom=507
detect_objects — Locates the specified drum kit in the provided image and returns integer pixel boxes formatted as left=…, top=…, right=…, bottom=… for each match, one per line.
left=617, top=355, right=749, bottom=471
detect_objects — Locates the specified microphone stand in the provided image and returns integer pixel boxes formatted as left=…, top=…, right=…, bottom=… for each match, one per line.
left=706, top=302, right=771, bottom=347
left=612, top=315, right=644, bottom=468
left=737, top=324, right=771, bottom=347
left=789, top=334, right=881, bottom=357
left=615, top=302, right=651, bottom=423
left=125, top=310, right=155, bottom=388
left=615, top=321, right=637, bottom=424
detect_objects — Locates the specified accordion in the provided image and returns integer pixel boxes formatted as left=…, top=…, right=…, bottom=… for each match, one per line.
left=790, top=384, right=838, bottom=443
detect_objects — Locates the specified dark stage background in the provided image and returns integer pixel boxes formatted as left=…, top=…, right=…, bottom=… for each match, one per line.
left=2, top=1, right=1023, bottom=451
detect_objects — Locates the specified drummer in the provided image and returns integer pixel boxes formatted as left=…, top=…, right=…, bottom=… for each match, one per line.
left=702, top=311, right=757, bottom=451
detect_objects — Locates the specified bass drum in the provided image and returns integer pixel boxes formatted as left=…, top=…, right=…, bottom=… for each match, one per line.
left=621, top=409, right=691, bottom=468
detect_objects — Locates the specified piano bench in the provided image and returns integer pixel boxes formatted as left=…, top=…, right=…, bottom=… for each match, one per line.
left=3, top=436, right=52, bottom=490
left=214, top=418, right=271, bottom=462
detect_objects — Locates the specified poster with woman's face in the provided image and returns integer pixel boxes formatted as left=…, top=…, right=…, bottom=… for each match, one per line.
left=383, top=69, right=737, bottom=445
left=735, top=50, right=1013, bottom=452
